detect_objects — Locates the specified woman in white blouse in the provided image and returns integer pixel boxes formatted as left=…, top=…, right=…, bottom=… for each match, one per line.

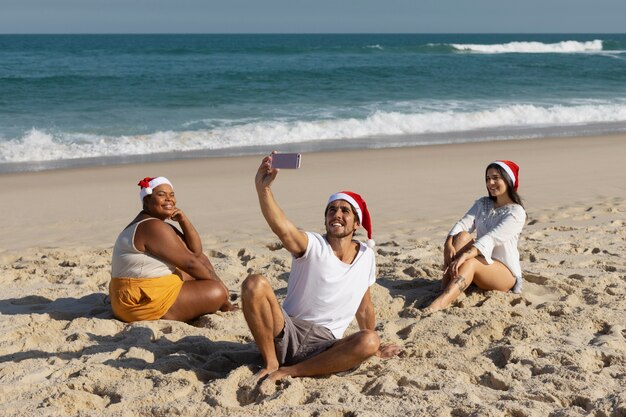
left=426, top=160, right=526, bottom=311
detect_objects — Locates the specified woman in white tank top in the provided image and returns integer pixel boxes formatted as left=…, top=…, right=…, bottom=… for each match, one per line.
left=109, top=176, right=235, bottom=322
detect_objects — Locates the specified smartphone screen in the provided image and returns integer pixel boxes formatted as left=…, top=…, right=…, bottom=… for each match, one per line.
left=271, top=153, right=301, bottom=169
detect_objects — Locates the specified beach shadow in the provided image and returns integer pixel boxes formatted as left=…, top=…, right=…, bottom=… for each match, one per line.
left=276, top=271, right=290, bottom=283
left=376, top=275, right=441, bottom=309
left=0, top=293, right=113, bottom=320
left=94, top=330, right=260, bottom=380
left=0, top=326, right=259, bottom=381
left=274, top=287, right=288, bottom=298
left=0, top=293, right=262, bottom=380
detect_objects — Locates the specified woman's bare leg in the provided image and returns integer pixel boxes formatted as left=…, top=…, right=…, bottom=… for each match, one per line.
left=162, top=279, right=230, bottom=322
left=442, top=231, right=475, bottom=288
left=429, top=258, right=515, bottom=311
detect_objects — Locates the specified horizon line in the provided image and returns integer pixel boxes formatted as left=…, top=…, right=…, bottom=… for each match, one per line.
left=1, top=32, right=625, bottom=36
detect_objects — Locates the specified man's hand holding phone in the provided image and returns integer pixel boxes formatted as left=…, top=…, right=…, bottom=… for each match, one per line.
left=271, top=152, right=301, bottom=169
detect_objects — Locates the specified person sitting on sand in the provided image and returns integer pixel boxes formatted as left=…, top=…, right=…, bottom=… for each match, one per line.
left=426, top=160, right=526, bottom=311
left=110, top=176, right=234, bottom=322
left=241, top=154, right=400, bottom=382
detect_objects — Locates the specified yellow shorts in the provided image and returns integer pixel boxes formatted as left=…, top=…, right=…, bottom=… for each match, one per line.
left=109, top=274, right=183, bottom=322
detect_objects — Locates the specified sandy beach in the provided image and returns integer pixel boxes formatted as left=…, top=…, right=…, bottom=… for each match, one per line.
left=1, top=134, right=625, bottom=416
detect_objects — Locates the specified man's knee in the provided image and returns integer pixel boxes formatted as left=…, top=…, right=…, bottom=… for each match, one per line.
left=354, top=329, right=380, bottom=358
left=241, top=274, right=270, bottom=298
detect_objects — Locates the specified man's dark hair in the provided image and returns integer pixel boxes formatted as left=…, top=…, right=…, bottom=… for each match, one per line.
left=324, top=200, right=359, bottom=220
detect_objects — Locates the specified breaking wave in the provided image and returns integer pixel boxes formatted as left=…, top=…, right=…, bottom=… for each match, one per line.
left=2, top=101, right=626, bottom=164
left=450, top=40, right=605, bottom=54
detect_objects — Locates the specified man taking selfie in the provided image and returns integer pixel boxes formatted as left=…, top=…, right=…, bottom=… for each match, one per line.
left=241, top=153, right=400, bottom=383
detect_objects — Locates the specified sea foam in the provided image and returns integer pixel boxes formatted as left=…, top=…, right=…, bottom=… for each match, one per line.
left=2, top=102, right=626, bottom=163
left=451, top=40, right=604, bottom=54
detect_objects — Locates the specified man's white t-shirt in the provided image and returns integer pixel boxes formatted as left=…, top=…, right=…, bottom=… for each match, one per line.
left=282, top=232, right=376, bottom=339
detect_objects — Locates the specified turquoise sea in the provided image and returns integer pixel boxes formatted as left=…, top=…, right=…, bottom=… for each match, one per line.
left=1, top=34, right=625, bottom=172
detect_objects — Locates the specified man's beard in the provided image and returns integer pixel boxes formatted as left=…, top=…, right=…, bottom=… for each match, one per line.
left=325, top=224, right=354, bottom=239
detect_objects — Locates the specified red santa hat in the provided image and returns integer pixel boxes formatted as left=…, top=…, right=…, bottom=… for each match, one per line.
left=493, top=160, right=520, bottom=191
left=138, top=177, right=173, bottom=203
left=327, top=191, right=374, bottom=248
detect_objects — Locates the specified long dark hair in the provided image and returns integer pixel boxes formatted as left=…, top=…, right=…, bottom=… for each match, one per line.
left=486, top=163, right=524, bottom=207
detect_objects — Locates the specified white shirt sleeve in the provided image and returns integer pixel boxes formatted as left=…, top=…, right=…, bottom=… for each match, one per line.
left=473, top=205, right=526, bottom=264
left=449, top=199, right=480, bottom=236
left=295, top=231, right=315, bottom=260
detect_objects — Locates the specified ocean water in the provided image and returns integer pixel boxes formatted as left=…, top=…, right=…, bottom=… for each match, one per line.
left=1, top=33, right=626, bottom=172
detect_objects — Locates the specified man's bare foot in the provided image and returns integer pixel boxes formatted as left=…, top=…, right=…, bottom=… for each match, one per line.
left=254, top=363, right=279, bottom=383
left=425, top=286, right=458, bottom=312
left=421, top=307, right=437, bottom=316
left=267, top=367, right=291, bottom=382
left=376, top=343, right=402, bottom=358
left=422, top=302, right=446, bottom=315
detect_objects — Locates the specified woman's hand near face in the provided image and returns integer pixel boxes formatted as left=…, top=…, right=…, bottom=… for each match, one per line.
left=168, top=208, right=203, bottom=254
left=169, top=208, right=188, bottom=224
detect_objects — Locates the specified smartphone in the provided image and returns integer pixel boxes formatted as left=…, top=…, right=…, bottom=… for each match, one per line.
left=271, top=153, right=301, bottom=169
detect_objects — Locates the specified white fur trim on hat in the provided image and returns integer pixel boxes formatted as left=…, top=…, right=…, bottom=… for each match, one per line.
left=327, top=192, right=362, bottom=223
left=139, top=177, right=173, bottom=203
left=493, top=161, right=516, bottom=187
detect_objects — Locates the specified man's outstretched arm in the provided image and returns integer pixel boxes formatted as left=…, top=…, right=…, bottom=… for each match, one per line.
left=255, top=154, right=308, bottom=257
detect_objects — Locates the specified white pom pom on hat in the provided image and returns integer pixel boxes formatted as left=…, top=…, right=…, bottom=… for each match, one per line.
left=327, top=190, right=375, bottom=248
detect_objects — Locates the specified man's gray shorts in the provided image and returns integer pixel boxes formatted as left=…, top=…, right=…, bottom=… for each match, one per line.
left=275, top=308, right=337, bottom=366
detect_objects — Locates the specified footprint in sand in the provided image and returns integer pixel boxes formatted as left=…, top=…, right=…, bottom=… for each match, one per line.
left=208, top=366, right=305, bottom=408
left=478, top=371, right=511, bottom=391
left=396, top=323, right=417, bottom=340
left=523, top=272, right=549, bottom=285
left=237, top=249, right=255, bottom=267
left=590, top=324, right=626, bottom=349
left=520, top=281, right=561, bottom=307
left=207, top=249, right=228, bottom=259
left=266, top=241, right=284, bottom=251
left=509, top=297, right=531, bottom=307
